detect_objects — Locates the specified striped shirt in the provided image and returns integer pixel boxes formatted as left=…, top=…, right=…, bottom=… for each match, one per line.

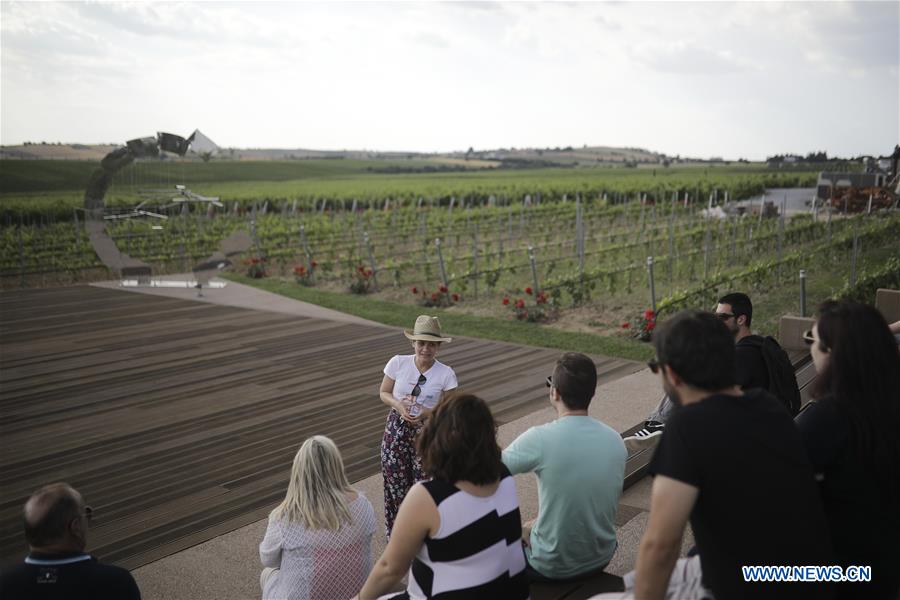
left=406, top=468, right=529, bottom=599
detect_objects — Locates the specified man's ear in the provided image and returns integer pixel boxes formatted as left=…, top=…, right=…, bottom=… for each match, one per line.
left=737, top=314, right=747, bottom=328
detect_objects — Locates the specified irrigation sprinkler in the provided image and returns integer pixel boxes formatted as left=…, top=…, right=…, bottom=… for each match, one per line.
left=528, top=246, right=541, bottom=296
left=647, top=256, right=657, bottom=314
left=435, top=238, right=449, bottom=293
left=799, top=269, right=807, bottom=317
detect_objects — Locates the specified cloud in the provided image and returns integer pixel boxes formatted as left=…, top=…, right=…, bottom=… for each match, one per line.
left=412, top=31, right=451, bottom=49
left=632, top=41, right=756, bottom=75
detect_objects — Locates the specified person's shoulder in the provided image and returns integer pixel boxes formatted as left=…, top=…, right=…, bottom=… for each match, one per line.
left=86, top=561, right=140, bottom=597
left=432, top=359, right=456, bottom=376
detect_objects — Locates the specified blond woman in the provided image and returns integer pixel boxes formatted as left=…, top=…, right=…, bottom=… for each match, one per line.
left=260, top=436, right=376, bottom=600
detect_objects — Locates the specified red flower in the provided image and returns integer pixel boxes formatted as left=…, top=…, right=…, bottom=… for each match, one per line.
left=621, top=322, right=631, bottom=329
left=452, top=293, right=460, bottom=302
left=646, top=321, right=656, bottom=332
left=439, top=285, right=448, bottom=293
left=502, top=297, right=510, bottom=306
left=525, top=287, right=533, bottom=295
left=522, top=310, right=529, bottom=318
left=411, top=287, right=418, bottom=294
left=431, top=293, right=439, bottom=301
left=366, top=269, right=373, bottom=277
left=294, top=265, right=306, bottom=275
left=644, top=309, right=655, bottom=321
left=310, top=260, right=318, bottom=268
left=515, top=299, right=525, bottom=309
left=251, top=257, right=260, bottom=264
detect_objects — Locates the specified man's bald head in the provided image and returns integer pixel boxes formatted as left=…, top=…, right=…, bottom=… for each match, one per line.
left=23, top=483, right=85, bottom=549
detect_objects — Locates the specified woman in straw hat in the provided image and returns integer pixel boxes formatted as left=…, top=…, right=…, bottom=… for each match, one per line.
left=378, top=315, right=458, bottom=538
left=260, top=435, right=376, bottom=600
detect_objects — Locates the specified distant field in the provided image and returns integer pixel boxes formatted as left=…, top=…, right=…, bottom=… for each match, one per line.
left=0, top=159, right=819, bottom=222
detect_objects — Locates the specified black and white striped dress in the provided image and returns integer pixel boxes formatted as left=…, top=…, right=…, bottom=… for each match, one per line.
left=402, top=467, right=529, bottom=599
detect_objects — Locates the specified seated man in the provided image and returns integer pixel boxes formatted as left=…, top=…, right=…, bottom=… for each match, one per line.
left=624, top=291, right=797, bottom=451
left=502, top=352, right=627, bottom=581
left=0, top=483, right=141, bottom=600
left=598, top=310, right=834, bottom=600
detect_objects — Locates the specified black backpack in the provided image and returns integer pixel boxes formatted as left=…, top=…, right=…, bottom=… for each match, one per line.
left=741, top=336, right=802, bottom=416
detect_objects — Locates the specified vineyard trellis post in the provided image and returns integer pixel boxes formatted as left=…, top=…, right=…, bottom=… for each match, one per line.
left=472, top=224, right=479, bottom=299
left=16, top=224, right=25, bottom=288
left=299, top=225, right=316, bottom=284
left=866, top=194, right=873, bottom=215
left=435, top=238, right=449, bottom=296
left=799, top=269, right=807, bottom=318
left=703, top=225, right=711, bottom=281
left=827, top=207, right=833, bottom=242
left=850, top=221, right=860, bottom=287
left=777, top=199, right=785, bottom=281
left=528, top=246, right=541, bottom=297
left=647, top=256, right=657, bottom=314
left=364, top=232, right=379, bottom=290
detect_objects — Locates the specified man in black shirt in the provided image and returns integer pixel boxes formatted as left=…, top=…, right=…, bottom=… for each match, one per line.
left=625, top=292, right=770, bottom=452
left=715, top=292, right=769, bottom=390
left=0, top=483, right=141, bottom=600
left=626, top=310, right=834, bottom=599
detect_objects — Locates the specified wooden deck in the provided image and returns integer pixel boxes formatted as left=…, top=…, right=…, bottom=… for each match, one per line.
left=0, top=285, right=641, bottom=570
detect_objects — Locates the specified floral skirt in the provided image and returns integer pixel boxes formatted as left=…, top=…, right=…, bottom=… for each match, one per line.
left=381, top=409, right=425, bottom=538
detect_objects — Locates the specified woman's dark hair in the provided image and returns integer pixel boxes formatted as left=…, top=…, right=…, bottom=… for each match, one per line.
left=417, top=391, right=502, bottom=485
left=810, top=300, right=900, bottom=479
left=653, top=309, right=736, bottom=390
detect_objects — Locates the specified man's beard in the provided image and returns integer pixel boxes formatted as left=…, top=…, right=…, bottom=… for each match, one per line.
left=662, top=376, right=682, bottom=407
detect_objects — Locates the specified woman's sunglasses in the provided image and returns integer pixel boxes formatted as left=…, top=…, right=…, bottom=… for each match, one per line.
left=802, top=330, right=815, bottom=345
left=411, top=374, right=427, bottom=397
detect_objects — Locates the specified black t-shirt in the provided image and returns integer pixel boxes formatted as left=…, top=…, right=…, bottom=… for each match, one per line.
left=0, top=553, right=140, bottom=600
left=649, top=389, right=835, bottom=600
left=796, top=398, right=900, bottom=599
left=736, top=335, right=769, bottom=391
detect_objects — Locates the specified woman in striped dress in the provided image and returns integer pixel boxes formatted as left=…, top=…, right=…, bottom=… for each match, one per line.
left=355, top=392, right=529, bottom=600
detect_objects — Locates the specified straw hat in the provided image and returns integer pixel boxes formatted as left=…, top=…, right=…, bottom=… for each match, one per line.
left=404, top=315, right=452, bottom=343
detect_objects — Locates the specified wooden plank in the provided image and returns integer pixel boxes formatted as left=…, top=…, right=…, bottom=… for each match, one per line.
left=0, top=285, right=640, bottom=570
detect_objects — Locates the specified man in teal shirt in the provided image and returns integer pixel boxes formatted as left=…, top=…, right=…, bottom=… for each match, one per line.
left=502, top=352, right=627, bottom=581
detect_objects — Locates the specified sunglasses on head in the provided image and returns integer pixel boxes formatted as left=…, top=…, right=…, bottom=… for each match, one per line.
left=411, top=374, right=427, bottom=397
left=647, top=359, right=662, bottom=374
left=545, top=375, right=553, bottom=388
left=802, top=330, right=815, bottom=345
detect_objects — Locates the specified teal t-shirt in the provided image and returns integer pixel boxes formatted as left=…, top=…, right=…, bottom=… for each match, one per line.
left=502, top=416, right=626, bottom=579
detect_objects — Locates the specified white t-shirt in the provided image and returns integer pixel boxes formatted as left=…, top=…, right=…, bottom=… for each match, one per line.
left=383, top=354, right=458, bottom=409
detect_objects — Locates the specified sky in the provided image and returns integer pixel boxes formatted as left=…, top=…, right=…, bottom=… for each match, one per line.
left=1, top=1, right=898, bottom=160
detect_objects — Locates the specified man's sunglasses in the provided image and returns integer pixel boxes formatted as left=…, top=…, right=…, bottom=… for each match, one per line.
left=411, top=374, right=427, bottom=397
left=802, top=330, right=815, bottom=345
left=715, top=312, right=736, bottom=321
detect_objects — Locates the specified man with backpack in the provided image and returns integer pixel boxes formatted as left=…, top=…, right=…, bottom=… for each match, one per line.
left=624, top=292, right=801, bottom=451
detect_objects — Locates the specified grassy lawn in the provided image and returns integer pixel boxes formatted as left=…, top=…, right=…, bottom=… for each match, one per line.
left=225, top=273, right=656, bottom=362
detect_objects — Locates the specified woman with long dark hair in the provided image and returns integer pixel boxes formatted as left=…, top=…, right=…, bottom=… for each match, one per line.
left=355, top=392, right=529, bottom=600
left=797, top=300, right=900, bottom=599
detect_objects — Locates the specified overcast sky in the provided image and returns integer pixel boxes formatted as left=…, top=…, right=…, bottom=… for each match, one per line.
left=1, top=1, right=897, bottom=159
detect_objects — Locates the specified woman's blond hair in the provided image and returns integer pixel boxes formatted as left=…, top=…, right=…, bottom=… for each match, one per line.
left=271, top=436, right=353, bottom=530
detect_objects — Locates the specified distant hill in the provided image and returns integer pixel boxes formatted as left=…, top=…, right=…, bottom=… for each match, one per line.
left=1, top=142, right=674, bottom=165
